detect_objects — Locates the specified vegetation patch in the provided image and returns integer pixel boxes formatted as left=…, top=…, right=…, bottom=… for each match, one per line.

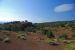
left=65, top=42, right=75, bottom=50
left=46, top=38, right=59, bottom=46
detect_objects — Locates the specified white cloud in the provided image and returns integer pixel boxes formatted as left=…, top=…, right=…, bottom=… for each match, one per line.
left=54, top=4, right=75, bottom=12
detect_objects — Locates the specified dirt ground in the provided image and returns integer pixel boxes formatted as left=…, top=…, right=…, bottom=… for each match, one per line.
left=0, top=30, right=65, bottom=50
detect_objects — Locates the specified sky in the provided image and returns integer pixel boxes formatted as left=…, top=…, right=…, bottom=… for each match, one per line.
left=0, top=0, right=75, bottom=23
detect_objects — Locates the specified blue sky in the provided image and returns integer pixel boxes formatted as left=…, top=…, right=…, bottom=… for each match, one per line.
left=0, top=0, right=75, bottom=23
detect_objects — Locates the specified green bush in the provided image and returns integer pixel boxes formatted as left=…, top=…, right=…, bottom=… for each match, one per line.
left=46, top=31, right=54, bottom=38
left=42, top=30, right=54, bottom=38
left=42, top=30, right=48, bottom=35
left=59, top=33, right=68, bottom=40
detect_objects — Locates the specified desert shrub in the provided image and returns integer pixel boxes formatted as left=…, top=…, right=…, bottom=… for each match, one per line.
left=72, top=31, right=75, bottom=38
left=59, top=33, right=68, bottom=40
left=60, top=23, right=65, bottom=27
left=65, top=43, right=75, bottom=50
left=42, top=30, right=48, bottom=35
left=42, top=30, right=54, bottom=38
left=63, top=40, right=73, bottom=44
left=17, top=34, right=26, bottom=40
left=72, top=27, right=75, bottom=30
left=46, top=31, right=54, bottom=38
left=23, top=27, right=36, bottom=33
left=47, top=38, right=59, bottom=46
